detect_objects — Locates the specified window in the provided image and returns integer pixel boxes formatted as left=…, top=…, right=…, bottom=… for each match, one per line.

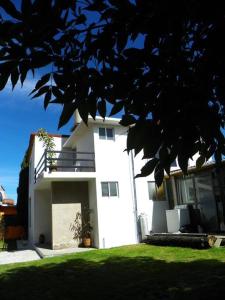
left=148, top=181, right=165, bottom=201
left=99, top=127, right=114, bottom=140
left=0, top=192, right=3, bottom=202
left=175, top=176, right=196, bottom=205
left=101, top=182, right=119, bottom=197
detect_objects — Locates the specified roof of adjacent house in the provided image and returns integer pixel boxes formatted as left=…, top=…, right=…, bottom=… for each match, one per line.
left=166, top=160, right=223, bottom=178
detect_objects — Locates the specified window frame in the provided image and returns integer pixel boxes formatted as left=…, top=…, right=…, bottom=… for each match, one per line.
left=99, top=127, right=115, bottom=140
left=101, top=181, right=119, bottom=197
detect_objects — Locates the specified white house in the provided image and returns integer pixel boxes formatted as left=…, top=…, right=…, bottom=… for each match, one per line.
left=27, top=115, right=174, bottom=249
left=27, top=115, right=217, bottom=250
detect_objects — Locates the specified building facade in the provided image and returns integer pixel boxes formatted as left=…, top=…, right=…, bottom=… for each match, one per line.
left=27, top=116, right=170, bottom=249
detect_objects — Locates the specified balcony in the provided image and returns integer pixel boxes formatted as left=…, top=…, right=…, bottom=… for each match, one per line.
left=34, top=150, right=95, bottom=183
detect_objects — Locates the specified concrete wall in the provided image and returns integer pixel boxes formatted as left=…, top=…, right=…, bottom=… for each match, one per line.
left=51, top=182, right=89, bottom=249
left=34, top=190, right=52, bottom=244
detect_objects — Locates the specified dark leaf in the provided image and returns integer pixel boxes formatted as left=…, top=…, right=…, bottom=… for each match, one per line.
left=135, top=158, right=159, bottom=178
left=215, top=150, right=222, bottom=165
left=75, top=14, right=86, bottom=25
left=11, top=67, right=19, bottom=89
left=44, top=90, right=52, bottom=110
left=0, top=72, right=10, bottom=91
left=30, top=51, right=52, bottom=68
left=35, top=73, right=50, bottom=90
left=32, top=86, right=49, bottom=98
left=117, top=31, right=127, bottom=52
left=85, top=0, right=107, bottom=11
left=109, top=101, right=124, bottom=116
left=87, top=94, right=97, bottom=120
left=19, top=61, right=29, bottom=86
left=178, top=153, right=189, bottom=174
left=119, top=115, right=136, bottom=127
left=98, top=100, right=106, bottom=118
left=0, top=0, right=22, bottom=19
left=58, top=102, right=77, bottom=129
left=78, top=101, right=89, bottom=125
left=154, top=164, right=164, bottom=187
left=196, top=155, right=205, bottom=169
left=53, top=73, right=66, bottom=89
left=52, top=86, right=63, bottom=98
left=21, top=0, right=32, bottom=18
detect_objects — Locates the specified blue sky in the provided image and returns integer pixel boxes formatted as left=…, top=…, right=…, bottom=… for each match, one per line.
left=0, top=77, right=73, bottom=200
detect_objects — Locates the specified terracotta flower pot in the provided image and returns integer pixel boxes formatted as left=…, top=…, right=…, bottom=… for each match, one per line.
left=83, top=237, right=91, bottom=247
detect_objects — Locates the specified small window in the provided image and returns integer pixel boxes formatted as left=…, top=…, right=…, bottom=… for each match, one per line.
left=101, top=182, right=119, bottom=197
left=0, top=192, right=3, bottom=202
left=148, top=181, right=165, bottom=201
left=99, top=127, right=114, bottom=140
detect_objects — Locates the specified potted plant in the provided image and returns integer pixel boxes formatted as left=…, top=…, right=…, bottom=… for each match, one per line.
left=71, top=207, right=93, bottom=247
left=37, top=128, right=57, bottom=172
left=82, top=219, right=93, bottom=247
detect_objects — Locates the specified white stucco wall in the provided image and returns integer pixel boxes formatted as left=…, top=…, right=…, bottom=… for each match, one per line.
left=133, top=152, right=169, bottom=233
left=93, top=124, right=138, bottom=248
left=34, top=189, right=52, bottom=244
left=28, top=135, right=68, bottom=244
left=71, top=126, right=94, bottom=153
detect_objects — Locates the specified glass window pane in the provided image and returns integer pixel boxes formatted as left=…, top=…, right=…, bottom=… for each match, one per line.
left=148, top=182, right=156, bottom=201
left=99, top=128, right=106, bottom=139
left=109, top=182, right=118, bottom=196
left=106, top=128, right=114, bottom=140
left=176, top=177, right=195, bottom=205
left=101, top=182, right=109, bottom=196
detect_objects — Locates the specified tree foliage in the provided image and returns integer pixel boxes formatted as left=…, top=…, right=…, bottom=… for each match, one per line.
left=17, top=149, right=29, bottom=233
left=0, top=0, right=225, bottom=185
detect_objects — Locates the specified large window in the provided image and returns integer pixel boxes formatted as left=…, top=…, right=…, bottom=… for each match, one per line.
left=101, top=182, right=119, bottom=197
left=175, top=176, right=195, bottom=205
left=99, top=127, right=114, bottom=140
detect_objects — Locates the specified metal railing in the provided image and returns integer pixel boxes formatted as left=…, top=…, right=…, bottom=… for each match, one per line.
left=34, top=150, right=95, bottom=183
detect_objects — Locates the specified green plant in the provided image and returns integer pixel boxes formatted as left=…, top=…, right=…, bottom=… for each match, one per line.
left=71, top=207, right=93, bottom=241
left=37, top=128, right=57, bottom=168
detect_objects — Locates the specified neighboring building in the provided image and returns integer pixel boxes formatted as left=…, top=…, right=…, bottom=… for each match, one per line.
left=26, top=115, right=218, bottom=250
left=164, top=161, right=225, bottom=233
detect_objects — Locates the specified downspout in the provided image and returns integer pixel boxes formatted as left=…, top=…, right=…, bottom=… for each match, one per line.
left=130, top=150, right=141, bottom=242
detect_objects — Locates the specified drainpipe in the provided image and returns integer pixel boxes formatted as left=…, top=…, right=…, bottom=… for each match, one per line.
left=130, top=150, right=141, bottom=242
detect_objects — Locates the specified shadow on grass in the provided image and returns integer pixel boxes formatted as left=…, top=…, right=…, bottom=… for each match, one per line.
left=0, top=255, right=225, bottom=300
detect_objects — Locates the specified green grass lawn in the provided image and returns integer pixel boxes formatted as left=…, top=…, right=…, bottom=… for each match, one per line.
left=1, top=244, right=225, bottom=300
